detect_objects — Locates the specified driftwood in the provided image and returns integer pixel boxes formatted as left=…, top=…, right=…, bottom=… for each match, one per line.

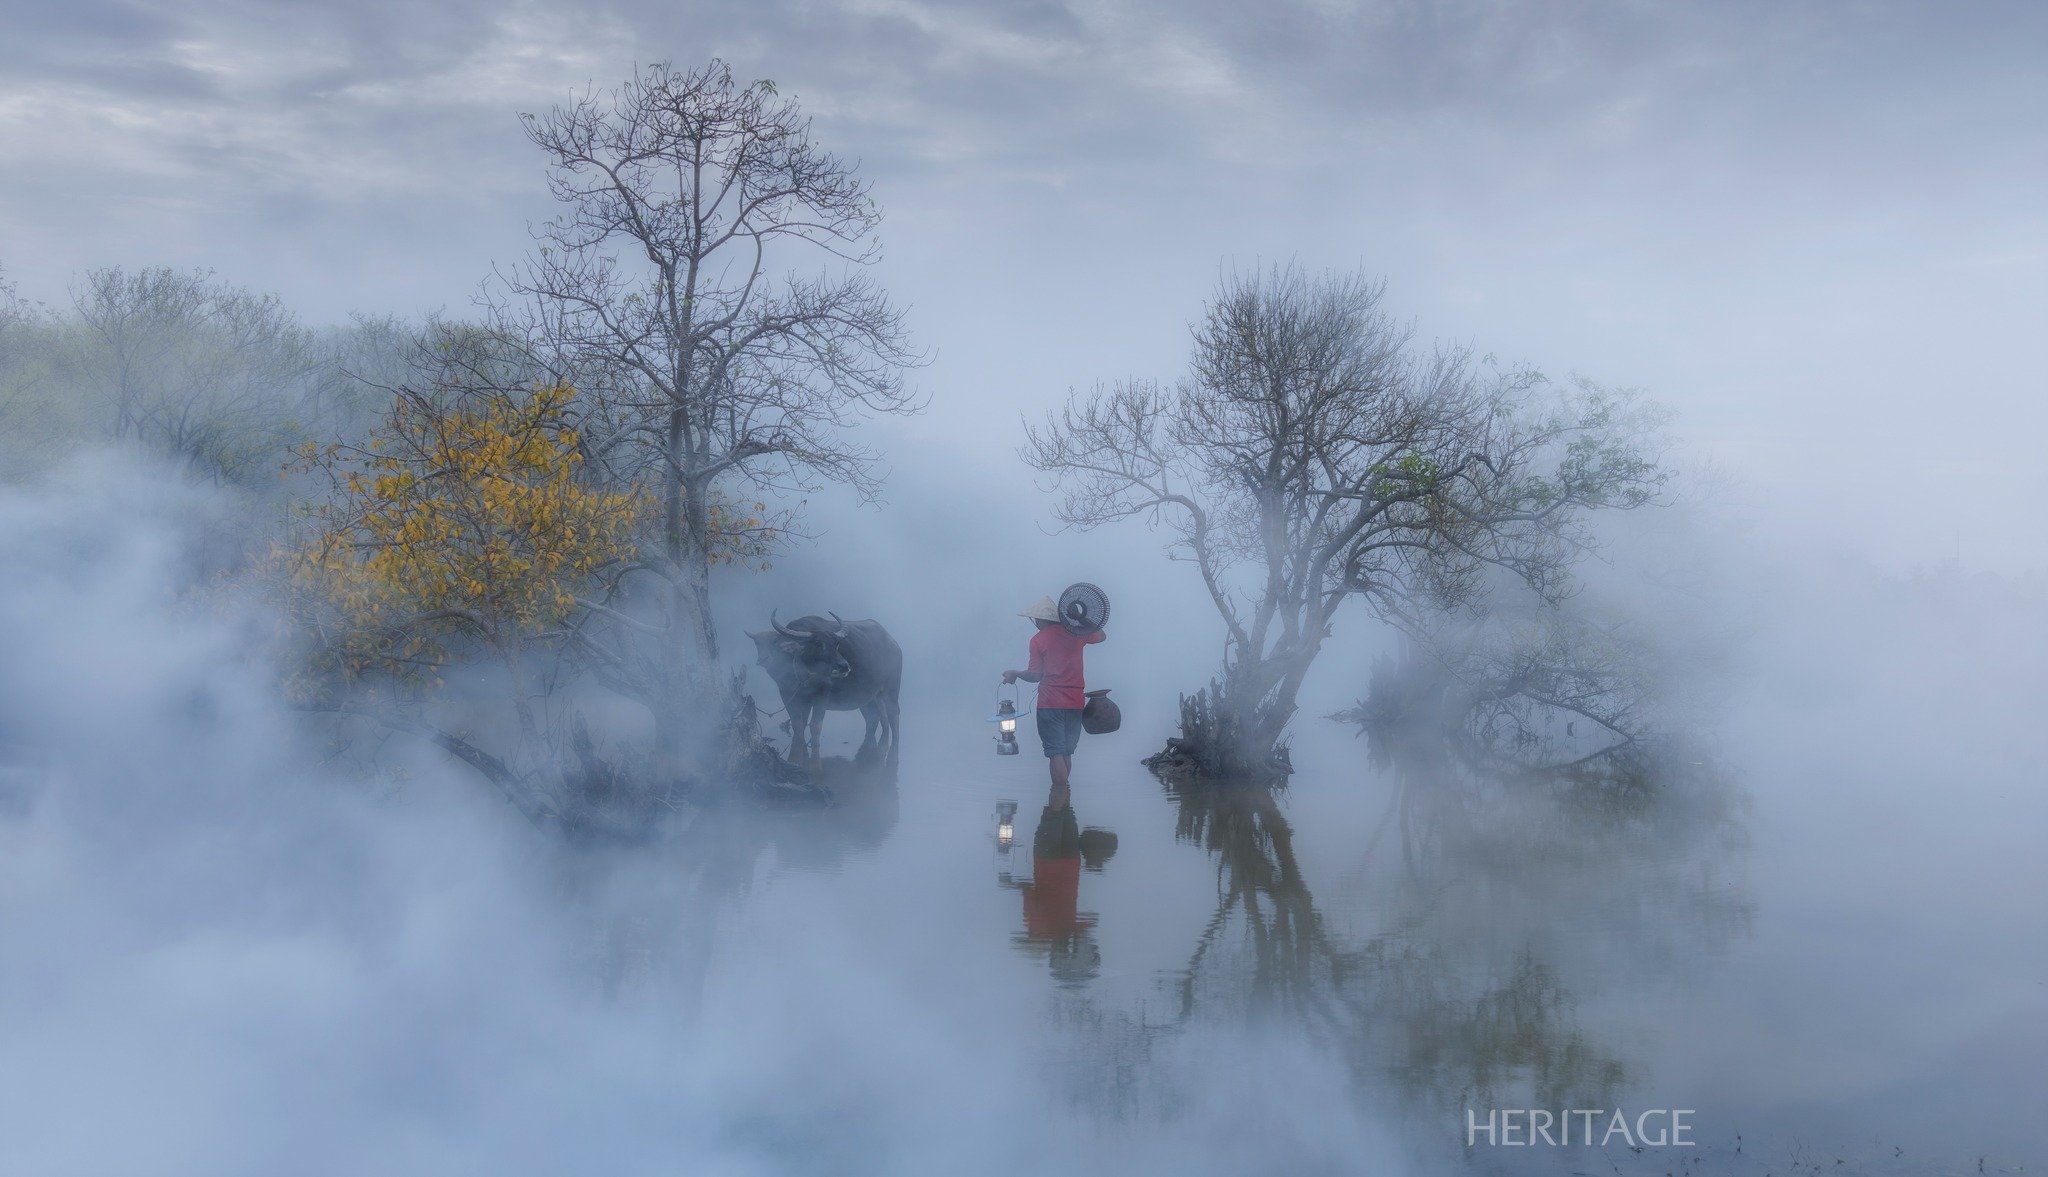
left=294, top=671, right=828, bottom=837
left=723, top=673, right=828, bottom=807
left=290, top=700, right=550, bottom=823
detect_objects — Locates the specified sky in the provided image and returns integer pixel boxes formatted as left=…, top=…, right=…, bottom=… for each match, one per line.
left=3, top=0, right=2045, bottom=574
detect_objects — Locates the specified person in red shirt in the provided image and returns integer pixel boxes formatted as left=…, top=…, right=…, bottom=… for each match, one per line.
left=1002, top=595, right=1105, bottom=806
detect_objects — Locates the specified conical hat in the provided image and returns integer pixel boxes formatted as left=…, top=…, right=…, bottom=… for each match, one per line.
left=1018, top=595, right=1060, bottom=622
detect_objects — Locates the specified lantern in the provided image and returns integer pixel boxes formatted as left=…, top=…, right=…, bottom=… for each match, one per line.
left=995, top=798, right=1019, bottom=850
left=993, top=698, right=1020, bottom=755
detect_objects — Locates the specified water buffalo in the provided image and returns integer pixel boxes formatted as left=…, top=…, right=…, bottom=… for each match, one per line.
left=749, top=612, right=902, bottom=766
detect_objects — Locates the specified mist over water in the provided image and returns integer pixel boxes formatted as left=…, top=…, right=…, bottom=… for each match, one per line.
left=0, top=462, right=1395, bottom=1175
left=1, top=452, right=2040, bottom=1176
left=3, top=7, right=2045, bottom=1170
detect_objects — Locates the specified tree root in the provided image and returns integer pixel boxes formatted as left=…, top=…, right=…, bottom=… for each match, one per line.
left=1143, top=682, right=1294, bottom=787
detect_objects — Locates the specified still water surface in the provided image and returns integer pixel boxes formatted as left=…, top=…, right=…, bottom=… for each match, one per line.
left=561, top=675, right=2046, bottom=1176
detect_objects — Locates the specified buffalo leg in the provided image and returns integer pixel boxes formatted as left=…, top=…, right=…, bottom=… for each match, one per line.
left=787, top=701, right=811, bottom=763
left=884, top=688, right=901, bottom=766
left=856, top=703, right=881, bottom=765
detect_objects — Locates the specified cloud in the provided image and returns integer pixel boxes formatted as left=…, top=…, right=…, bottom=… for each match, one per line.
left=2, top=0, right=2044, bottom=571
left=6, top=0, right=2039, bottom=271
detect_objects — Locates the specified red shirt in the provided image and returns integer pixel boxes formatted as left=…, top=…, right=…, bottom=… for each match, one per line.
left=1027, top=626, right=1104, bottom=710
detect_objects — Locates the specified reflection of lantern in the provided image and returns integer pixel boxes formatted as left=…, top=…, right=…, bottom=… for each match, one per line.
left=995, top=798, right=1019, bottom=850
left=994, top=699, right=1020, bottom=756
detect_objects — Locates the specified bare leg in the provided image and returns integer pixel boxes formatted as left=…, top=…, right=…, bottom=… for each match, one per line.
left=1048, top=754, right=1071, bottom=809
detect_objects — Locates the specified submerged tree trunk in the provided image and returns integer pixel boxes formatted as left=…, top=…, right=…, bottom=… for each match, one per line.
left=1146, top=672, right=1297, bottom=785
left=649, top=468, right=725, bottom=780
left=1146, top=627, right=1327, bottom=784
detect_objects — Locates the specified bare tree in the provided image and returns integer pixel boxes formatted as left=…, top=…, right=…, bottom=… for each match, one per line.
left=0, top=263, right=27, bottom=340
left=498, top=60, right=921, bottom=764
left=1024, top=265, right=1664, bottom=779
left=0, top=264, right=38, bottom=432
left=1336, top=609, right=1662, bottom=774
left=69, top=266, right=322, bottom=483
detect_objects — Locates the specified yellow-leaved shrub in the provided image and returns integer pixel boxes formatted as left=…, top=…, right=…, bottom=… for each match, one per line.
left=279, top=384, right=643, bottom=693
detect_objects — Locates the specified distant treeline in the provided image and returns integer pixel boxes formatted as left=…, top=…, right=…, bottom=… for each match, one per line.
left=0, top=263, right=432, bottom=486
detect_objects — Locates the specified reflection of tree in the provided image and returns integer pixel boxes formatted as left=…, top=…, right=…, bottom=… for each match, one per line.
left=1149, top=728, right=1751, bottom=1124
left=1162, top=777, right=1620, bottom=1115
left=1369, top=728, right=1755, bottom=985
left=1169, top=784, right=1323, bottom=1020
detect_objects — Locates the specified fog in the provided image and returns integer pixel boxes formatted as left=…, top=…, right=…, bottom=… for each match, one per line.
left=5, top=457, right=2041, bottom=1174
left=4, top=4, right=2046, bottom=1175
left=0, top=464, right=1403, bottom=1174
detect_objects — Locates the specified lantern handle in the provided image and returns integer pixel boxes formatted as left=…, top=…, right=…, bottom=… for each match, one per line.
left=988, top=680, right=1036, bottom=722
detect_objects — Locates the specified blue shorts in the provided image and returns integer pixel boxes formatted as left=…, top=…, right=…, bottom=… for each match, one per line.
left=1036, top=708, right=1084, bottom=758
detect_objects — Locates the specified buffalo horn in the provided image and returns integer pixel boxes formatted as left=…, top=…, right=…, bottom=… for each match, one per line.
left=771, top=609, right=802, bottom=638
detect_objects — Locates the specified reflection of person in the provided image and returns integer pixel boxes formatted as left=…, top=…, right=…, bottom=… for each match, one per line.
left=1008, top=803, right=1102, bottom=985
left=1001, top=596, right=1106, bottom=807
